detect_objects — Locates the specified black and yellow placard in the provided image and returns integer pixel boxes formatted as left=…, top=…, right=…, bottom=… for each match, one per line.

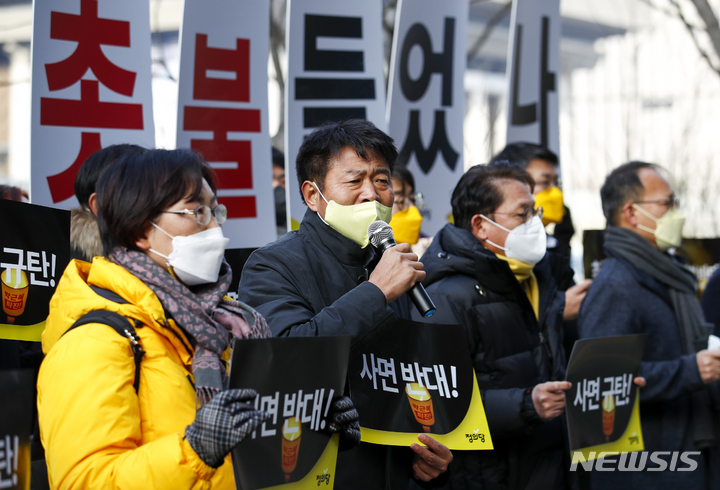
left=566, top=334, right=648, bottom=460
left=348, top=319, right=492, bottom=450
left=0, top=369, right=35, bottom=489
left=0, top=200, right=70, bottom=341
left=229, top=336, right=351, bottom=490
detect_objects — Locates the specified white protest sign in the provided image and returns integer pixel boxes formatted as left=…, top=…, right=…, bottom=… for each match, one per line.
left=505, top=0, right=560, bottom=155
left=30, top=0, right=155, bottom=207
left=176, top=0, right=275, bottom=248
left=386, top=0, right=468, bottom=236
left=285, top=0, right=386, bottom=229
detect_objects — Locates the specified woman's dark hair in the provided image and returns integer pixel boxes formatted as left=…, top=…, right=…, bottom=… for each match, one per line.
left=96, top=148, right=216, bottom=256
left=295, top=119, right=398, bottom=203
left=75, top=144, right=146, bottom=210
left=451, top=162, right=535, bottom=231
left=600, top=161, right=659, bottom=226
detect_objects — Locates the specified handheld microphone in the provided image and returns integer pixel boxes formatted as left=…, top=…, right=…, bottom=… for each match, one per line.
left=367, top=221, right=436, bottom=318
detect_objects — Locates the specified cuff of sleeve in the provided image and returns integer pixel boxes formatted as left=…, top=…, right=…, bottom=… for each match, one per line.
left=181, top=436, right=217, bottom=482
left=520, top=388, right=542, bottom=427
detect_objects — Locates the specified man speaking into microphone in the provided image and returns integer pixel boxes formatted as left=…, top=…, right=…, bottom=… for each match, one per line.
left=238, top=119, right=451, bottom=489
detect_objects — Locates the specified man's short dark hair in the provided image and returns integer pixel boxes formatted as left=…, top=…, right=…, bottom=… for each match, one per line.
left=451, top=162, right=535, bottom=231
left=75, top=144, right=146, bottom=210
left=600, top=161, right=660, bottom=226
left=295, top=119, right=398, bottom=203
left=491, top=142, right=558, bottom=168
left=393, top=165, right=415, bottom=195
left=96, top=148, right=216, bottom=256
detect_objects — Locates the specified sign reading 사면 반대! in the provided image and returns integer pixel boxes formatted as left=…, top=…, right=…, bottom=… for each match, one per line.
left=229, top=336, right=351, bottom=490
left=565, top=334, right=648, bottom=460
left=348, top=319, right=492, bottom=450
left=0, top=200, right=70, bottom=341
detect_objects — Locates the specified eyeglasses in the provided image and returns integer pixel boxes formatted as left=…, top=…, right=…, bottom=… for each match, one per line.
left=162, top=204, right=227, bottom=225
left=633, top=197, right=679, bottom=208
left=491, top=206, right=544, bottom=224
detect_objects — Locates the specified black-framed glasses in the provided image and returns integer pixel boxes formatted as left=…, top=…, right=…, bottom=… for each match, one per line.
left=633, top=197, right=680, bottom=208
left=162, top=204, right=227, bottom=225
left=491, top=206, right=544, bottom=224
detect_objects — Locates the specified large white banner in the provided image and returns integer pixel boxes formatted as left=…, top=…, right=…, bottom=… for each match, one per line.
left=176, top=0, right=275, bottom=249
left=505, top=0, right=560, bottom=155
left=30, top=0, right=155, bottom=207
left=386, top=0, right=468, bottom=236
left=285, top=0, right=387, bottom=229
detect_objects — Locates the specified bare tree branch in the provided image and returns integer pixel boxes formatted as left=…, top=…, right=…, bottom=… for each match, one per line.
left=668, top=0, right=720, bottom=77
left=466, top=1, right=512, bottom=62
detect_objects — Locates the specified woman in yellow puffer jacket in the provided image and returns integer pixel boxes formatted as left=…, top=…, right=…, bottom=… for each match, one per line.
left=38, top=149, right=272, bottom=489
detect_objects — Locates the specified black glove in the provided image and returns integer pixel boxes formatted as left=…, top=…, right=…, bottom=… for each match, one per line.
left=185, top=388, right=269, bottom=468
left=328, top=396, right=361, bottom=448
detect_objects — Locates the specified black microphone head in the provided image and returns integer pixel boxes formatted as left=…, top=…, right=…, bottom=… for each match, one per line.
left=368, top=220, right=395, bottom=249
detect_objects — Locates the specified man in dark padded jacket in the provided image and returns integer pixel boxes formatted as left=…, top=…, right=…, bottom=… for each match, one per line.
left=414, top=163, right=587, bottom=490
left=238, top=119, right=452, bottom=489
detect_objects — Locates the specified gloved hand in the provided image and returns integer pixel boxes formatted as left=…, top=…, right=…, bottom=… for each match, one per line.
left=328, top=396, right=361, bottom=448
left=185, top=388, right=269, bottom=468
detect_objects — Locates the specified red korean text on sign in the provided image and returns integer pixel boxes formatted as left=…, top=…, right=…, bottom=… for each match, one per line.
left=41, top=0, right=143, bottom=203
left=185, top=33, right=259, bottom=219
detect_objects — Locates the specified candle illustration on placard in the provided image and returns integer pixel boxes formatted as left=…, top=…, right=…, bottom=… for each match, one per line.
left=281, top=417, right=302, bottom=482
left=406, top=382, right=435, bottom=432
left=602, top=394, right=615, bottom=441
left=1, top=269, right=29, bottom=323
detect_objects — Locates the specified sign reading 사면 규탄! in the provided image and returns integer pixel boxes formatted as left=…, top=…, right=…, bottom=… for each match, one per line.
left=565, top=334, right=647, bottom=460
left=0, top=200, right=70, bottom=341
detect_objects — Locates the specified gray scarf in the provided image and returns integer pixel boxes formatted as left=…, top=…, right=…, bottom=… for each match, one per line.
left=605, top=226, right=718, bottom=448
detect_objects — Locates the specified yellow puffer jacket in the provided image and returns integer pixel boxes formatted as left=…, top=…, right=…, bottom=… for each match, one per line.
left=38, top=257, right=235, bottom=489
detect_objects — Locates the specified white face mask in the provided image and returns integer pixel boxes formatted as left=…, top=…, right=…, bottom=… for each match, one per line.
left=313, top=183, right=393, bottom=248
left=149, top=223, right=230, bottom=285
left=479, top=214, right=547, bottom=266
left=632, top=204, right=685, bottom=251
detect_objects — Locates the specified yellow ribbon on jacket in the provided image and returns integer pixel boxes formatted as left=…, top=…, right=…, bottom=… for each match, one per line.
left=389, top=205, right=423, bottom=245
left=496, top=254, right=539, bottom=319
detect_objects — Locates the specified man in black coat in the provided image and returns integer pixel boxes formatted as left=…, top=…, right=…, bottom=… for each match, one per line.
left=415, top=163, right=588, bottom=490
left=238, top=119, right=452, bottom=489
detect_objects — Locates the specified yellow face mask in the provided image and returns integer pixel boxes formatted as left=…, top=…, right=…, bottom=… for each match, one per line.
left=389, top=206, right=423, bottom=245
left=534, top=186, right=564, bottom=226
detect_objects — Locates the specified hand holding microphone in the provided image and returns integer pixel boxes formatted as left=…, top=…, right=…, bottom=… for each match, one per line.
left=367, top=221, right=436, bottom=317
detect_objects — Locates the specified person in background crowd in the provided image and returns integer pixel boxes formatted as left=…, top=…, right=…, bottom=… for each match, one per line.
left=71, top=144, right=146, bottom=261
left=272, top=147, right=288, bottom=237
left=416, top=162, right=589, bottom=490
left=0, top=185, right=29, bottom=202
left=389, top=164, right=423, bottom=246
left=491, top=143, right=574, bottom=257
left=701, top=266, right=720, bottom=337
left=238, top=119, right=452, bottom=489
left=578, top=161, right=720, bottom=489
left=492, top=143, right=589, bottom=358
left=37, top=148, right=361, bottom=489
